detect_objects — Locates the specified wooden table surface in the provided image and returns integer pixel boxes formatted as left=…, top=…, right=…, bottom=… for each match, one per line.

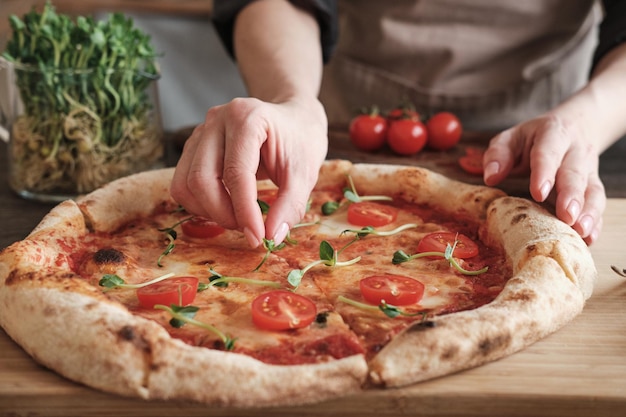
left=1, top=136, right=626, bottom=416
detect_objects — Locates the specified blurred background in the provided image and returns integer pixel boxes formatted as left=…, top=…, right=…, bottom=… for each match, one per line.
left=0, top=0, right=246, bottom=132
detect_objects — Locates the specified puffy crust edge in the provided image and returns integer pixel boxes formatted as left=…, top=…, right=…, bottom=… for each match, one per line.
left=0, top=274, right=368, bottom=407
left=369, top=255, right=585, bottom=387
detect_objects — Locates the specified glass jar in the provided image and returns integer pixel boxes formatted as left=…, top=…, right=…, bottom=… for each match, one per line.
left=1, top=59, right=163, bottom=202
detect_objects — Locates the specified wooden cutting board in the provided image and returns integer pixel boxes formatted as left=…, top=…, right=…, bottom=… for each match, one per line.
left=0, top=189, right=625, bottom=417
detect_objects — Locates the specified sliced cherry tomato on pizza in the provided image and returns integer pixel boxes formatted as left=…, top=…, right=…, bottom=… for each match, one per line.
left=426, top=112, right=462, bottom=151
left=458, top=148, right=484, bottom=175
left=257, top=188, right=278, bottom=206
left=349, top=112, right=388, bottom=152
left=359, top=274, right=425, bottom=306
left=181, top=217, right=226, bottom=238
left=136, top=276, right=199, bottom=309
left=251, top=290, right=317, bottom=331
left=386, top=119, right=428, bottom=155
left=417, top=232, right=479, bottom=259
left=347, top=202, right=398, bottom=227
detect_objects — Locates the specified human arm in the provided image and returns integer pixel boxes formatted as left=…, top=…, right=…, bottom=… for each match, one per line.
left=482, top=41, right=626, bottom=245
left=170, top=0, right=329, bottom=247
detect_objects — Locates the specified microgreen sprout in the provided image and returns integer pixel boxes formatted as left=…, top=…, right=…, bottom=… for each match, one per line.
left=337, top=295, right=427, bottom=319
left=257, top=199, right=271, bottom=215
left=287, top=240, right=361, bottom=289
left=322, top=175, right=393, bottom=215
left=392, top=241, right=488, bottom=276
left=154, top=304, right=235, bottom=350
left=341, top=223, right=419, bottom=239
left=99, top=272, right=175, bottom=291
left=155, top=217, right=194, bottom=267
left=3, top=2, right=161, bottom=194
left=253, top=238, right=286, bottom=272
left=201, top=268, right=282, bottom=290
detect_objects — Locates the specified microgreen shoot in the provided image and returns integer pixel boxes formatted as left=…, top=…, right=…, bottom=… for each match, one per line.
left=341, top=223, right=419, bottom=239
left=201, top=268, right=282, bottom=290
left=287, top=240, right=361, bottom=289
left=322, top=175, right=393, bottom=215
left=257, top=199, right=271, bottom=215
left=3, top=2, right=161, bottom=194
left=99, top=272, right=175, bottom=291
left=155, top=217, right=193, bottom=267
left=392, top=241, right=488, bottom=276
left=154, top=304, right=235, bottom=350
left=253, top=238, right=286, bottom=272
left=337, top=295, right=427, bottom=319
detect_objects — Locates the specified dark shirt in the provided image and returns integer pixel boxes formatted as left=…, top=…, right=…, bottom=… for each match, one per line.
left=213, top=0, right=626, bottom=72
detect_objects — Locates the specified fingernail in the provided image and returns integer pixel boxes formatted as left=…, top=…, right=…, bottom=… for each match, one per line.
left=243, top=227, right=261, bottom=248
left=566, top=200, right=581, bottom=223
left=483, top=161, right=500, bottom=179
left=578, top=215, right=593, bottom=237
left=539, top=182, right=552, bottom=201
left=272, top=222, right=290, bottom=245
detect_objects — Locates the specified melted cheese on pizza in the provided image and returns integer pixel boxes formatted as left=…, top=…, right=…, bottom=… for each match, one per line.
left=68, top=189, right=510, bottom=365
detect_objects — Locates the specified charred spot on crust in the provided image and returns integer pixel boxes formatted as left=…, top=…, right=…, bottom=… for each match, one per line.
left=478, top=333, right=511, bottom=356
left=117, top=325, right=151, bottom=352
left=441, top=345, right=459, bottom=361
left=93, top=248, right=126, bottom=265
left=118, top=325, right=135, bottom=341
left=505, top=288, right=536, bottom=303
left=511, top=213, right=528, bottom=225
left=407, top=320, right=437, bottom=332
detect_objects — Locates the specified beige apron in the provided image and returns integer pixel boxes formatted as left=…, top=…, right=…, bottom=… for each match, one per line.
left=319, top=0, right=602, bottom=133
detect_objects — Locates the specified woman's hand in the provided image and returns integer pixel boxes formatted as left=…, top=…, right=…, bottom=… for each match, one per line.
left=483, top=114, right=605, bottom=244
left=170, top=96, right=328, bottom=248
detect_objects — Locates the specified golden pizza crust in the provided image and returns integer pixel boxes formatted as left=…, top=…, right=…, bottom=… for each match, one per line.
left=0, top=160, right=597, bottom=406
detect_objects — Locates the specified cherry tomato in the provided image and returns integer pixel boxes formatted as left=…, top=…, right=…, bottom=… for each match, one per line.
left=349, top=113, right=388, bottom=151
left=347, top=202, right=398, bottom=227
left=458, top=148, right=484, bottom=176
left=251, top=290, right=317, bottom=331
left=416, top=232, right=479, bottom=259
left=137, top=276, right=199, bottom=309
left=426, top=112, right=462, bottom=151
left=386, top=119, right=428, bottom=155
left=359, top=274, right=425, bottom=306
left=181, top=217, right=226, bottom=239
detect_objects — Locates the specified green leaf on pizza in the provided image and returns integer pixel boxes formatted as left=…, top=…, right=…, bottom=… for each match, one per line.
left=98, top=272, right=175, bottom=291
left=155, top=304, right=236, bottom=350
left=392, top=241, right=488, bottom=276
left=337, top=295, right=427, bottom=319
left=287, top=240, right=361, bottom=289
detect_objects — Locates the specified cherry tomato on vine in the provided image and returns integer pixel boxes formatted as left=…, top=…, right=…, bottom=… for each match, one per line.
left=251, top=290, right=317, bottom=331
left=386, top=119, right=428, bottom=155
left=347, top=202, right=398, bottom=227
left=136, top=276, right=199, bottom=309
left=426, top=112, right=463, bottom=151
left=181, top=217, right=226, bottom=238
left=458, top=148, right=485, bottom=176
left=359, top=274, right=425, bottom=306
left=416, top=232, right=479, bottom=259
left=349, top=112, right=388, bottom=151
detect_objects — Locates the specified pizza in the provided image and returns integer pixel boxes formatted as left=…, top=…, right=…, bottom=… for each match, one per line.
left=0, top=160, right=596, bottom=407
